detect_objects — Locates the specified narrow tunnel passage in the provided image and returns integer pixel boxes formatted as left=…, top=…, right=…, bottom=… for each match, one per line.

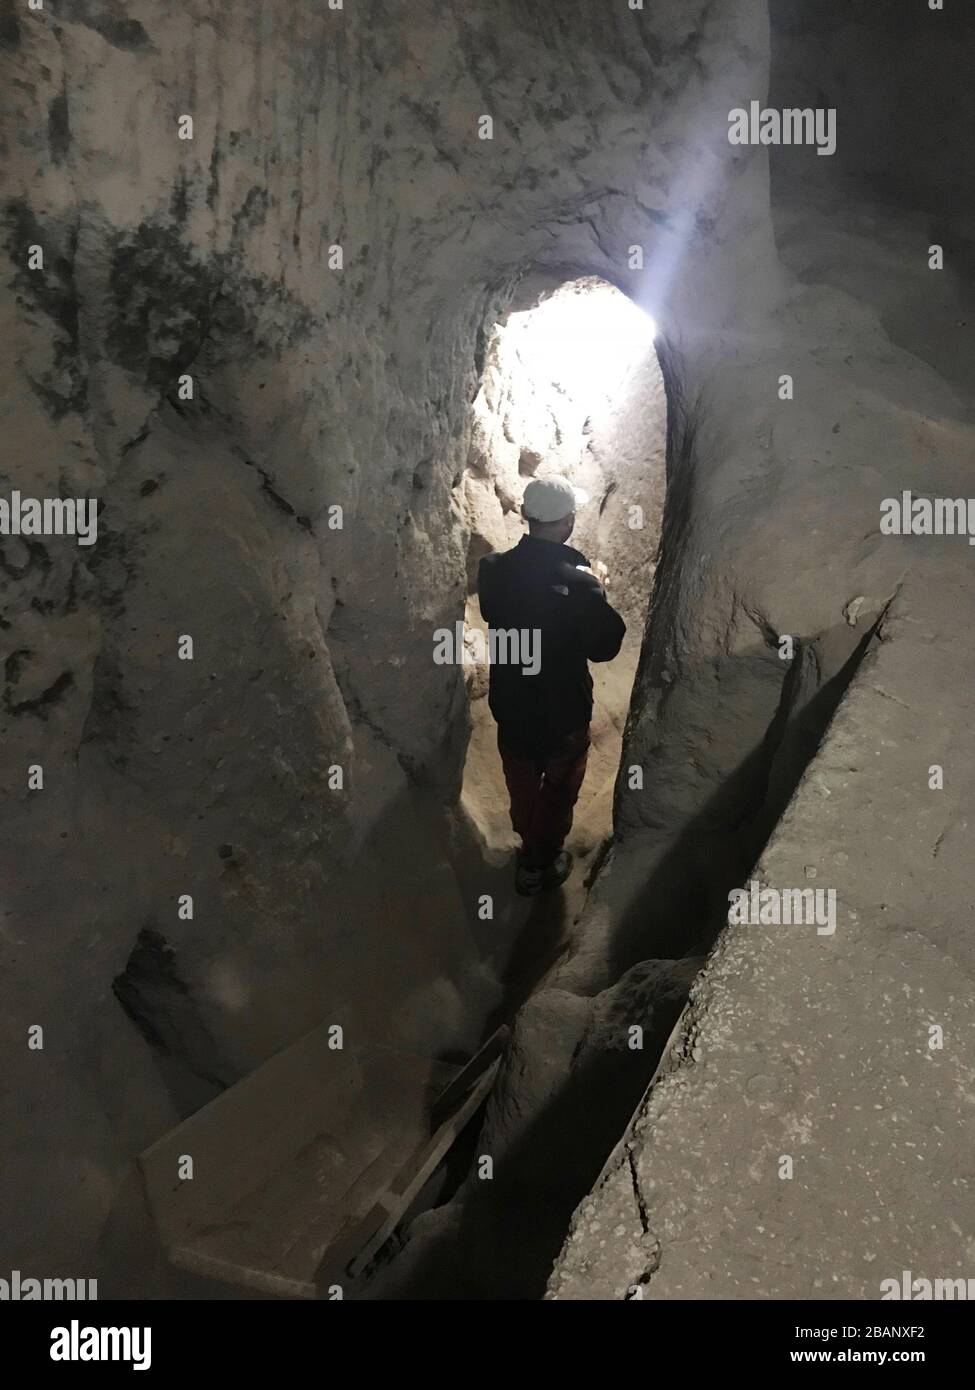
left=360, top=331, right=898, bottom=1300
left=7, top=0, right=974, bottom=1330
left=456, top=276, right=666, bottom=878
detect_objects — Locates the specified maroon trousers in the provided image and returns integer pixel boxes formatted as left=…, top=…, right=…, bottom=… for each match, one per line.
left=498, top=726, right=590, bottom=868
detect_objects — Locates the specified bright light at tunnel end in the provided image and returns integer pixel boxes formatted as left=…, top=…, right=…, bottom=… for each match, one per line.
left=518, top=283, right=657, bottom=399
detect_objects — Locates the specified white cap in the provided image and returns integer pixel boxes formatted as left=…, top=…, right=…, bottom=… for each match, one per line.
left=522, top=475, right=589, bottom=523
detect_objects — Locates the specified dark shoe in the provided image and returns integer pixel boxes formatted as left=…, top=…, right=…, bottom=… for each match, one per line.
left=515, top=850, right=573, bottom=897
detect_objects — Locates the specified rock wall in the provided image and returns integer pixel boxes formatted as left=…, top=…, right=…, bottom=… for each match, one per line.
left=376, top=0, right=975, bottom=1298
left=460, top=276, right=666, bottom=629
left=6, top=0, right=967, bottom=1299
left=551, top=577, right=975, bottom=1299
left=1, top=0, right=773, bottom=1281
left=549, top=1, right=975, bottom=1299
left=770, top=0, right=975, bottom=219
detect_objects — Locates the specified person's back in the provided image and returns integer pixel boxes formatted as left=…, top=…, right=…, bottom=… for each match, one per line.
left=478, top=534, right=624, bottom=756
left=476, top=476, right=626, bottom=896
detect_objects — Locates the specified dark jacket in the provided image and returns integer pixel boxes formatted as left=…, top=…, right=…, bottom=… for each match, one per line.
left=477, top=535, right=626, bottom=756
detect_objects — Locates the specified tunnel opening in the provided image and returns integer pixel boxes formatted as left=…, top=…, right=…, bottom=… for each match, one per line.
left=358, top=314, right=901, bottom=1300
left=105, top=271, right=898, bottom=1304
left=454, top=275, right=667, bottom=878
left=111, top=270, right=898, bottom=1304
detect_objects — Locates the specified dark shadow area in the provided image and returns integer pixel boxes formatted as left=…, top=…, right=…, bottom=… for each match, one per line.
left=769, top=0, right=975, bottom=216
left=607, top=609, right=889, bottom=978
left=369, top=614, right=888, bottom=1300
left=362, top=959, right=692, bottom=1301
left=615, top=610, right=890, bottom=973
left=113, top=927, right=233, bottom=1117
left=113, top=760, right=585, bottom=1297
left=620, top=330, right=704, bottom=738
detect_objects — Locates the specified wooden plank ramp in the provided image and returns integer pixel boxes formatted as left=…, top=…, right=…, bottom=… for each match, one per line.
left=139, top=1024, right=507, bottom=1297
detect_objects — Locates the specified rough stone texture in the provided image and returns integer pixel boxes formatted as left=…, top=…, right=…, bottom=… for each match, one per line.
left=3, top=0, right=972, bottom=1300
left=378, top=0, right=975, bottom=1299
left=365, top=958, right=697, bottom=1300
left=460, top=276, right=666, bottom=629
left=550, top=590, right=975, bottom=1298
left=545, top=1, right=975, bottom=1300
left=1, top=0, right=771, bottom=1281
left=457, top=278, right=665, bottom=865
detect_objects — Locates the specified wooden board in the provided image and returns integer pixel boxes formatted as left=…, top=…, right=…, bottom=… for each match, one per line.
left=139, top=1026, right=462, bottom=1298
left=431, top=1024, right=509, bottom=1120
left=319, top=1054, right=502, bottom=1285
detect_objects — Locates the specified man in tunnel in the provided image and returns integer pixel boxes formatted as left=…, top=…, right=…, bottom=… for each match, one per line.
left=477, top=476, right=626, bottom=896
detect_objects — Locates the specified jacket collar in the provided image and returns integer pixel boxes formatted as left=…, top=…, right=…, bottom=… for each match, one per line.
left=517, top=534, right=589, bottom=567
